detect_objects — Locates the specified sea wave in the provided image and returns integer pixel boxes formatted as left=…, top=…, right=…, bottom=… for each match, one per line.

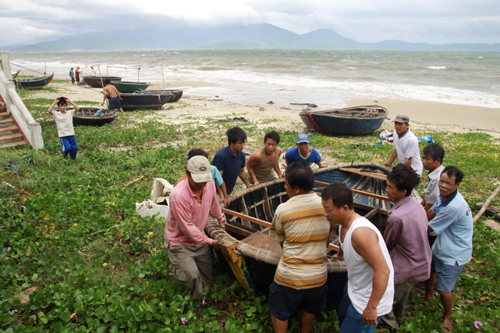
left=427, top=66, right=447, bottom=70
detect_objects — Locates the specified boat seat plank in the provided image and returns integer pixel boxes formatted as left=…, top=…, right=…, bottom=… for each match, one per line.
left=340, top=168, right=388, bottom=181
left=241, top=232, right=283, bottom=254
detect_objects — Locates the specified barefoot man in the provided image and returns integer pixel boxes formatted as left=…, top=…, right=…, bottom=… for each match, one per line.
left=102, top=78, right=125, bottom=116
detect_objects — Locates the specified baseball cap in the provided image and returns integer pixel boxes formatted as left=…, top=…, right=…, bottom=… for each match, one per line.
left=296, top=133, right=310, bottom=144
left=187, top=156, right=212, bottom=183
left=394, top=114, right=410, bottom=123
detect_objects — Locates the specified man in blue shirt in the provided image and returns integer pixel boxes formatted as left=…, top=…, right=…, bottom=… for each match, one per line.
left=285, top=134, right=327, bottom=168
left=212, top=127, right=252, bottom=196
left=424, top=166, right=473, bottom=332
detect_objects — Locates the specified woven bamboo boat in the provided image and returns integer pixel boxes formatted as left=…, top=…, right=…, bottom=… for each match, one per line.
left=59, top=107, right=117, bottom=126
left=205, top=163, right=420, bottom=310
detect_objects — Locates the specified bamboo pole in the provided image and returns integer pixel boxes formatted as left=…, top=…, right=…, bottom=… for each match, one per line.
left=314, top=180, right=389, bottom=201
left=474, top=184, right=500, bottom=223
left=221, top=208, right=340, bottom=252
left=339, top=167, right=388, bottom=181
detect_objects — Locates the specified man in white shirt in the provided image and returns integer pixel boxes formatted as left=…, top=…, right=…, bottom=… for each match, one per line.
left=384, top=114, right=423, bottom=184
left=322, top=183, right=394, bottom=333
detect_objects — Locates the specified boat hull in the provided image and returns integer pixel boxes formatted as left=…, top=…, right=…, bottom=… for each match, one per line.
left=16, top=74, right=54, bottom=90
left=82, top=76, right=122, bottom=88
left=300, top=105, right=388, bottom=136
left=119, top=91, right=173, bottom=110
left=111, top=81, right=149, bottom=93
left=205, top=163, right=419, bottom=310
left=72, top=107, right=117, bottom=126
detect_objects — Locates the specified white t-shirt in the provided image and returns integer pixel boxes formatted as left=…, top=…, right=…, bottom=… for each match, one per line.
left=340, top=217, right=394, bottom=316
left=91, top=68, right=96, bottom=77
left=52, top=109, right=75, bottom=137
left=392, top=129, right=423, bottom=176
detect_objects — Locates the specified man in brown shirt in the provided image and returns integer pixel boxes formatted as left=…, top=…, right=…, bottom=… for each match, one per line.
left=246, top=131, right=283, bottom=185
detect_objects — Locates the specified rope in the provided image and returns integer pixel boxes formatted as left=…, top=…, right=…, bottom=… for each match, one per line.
left=11, top=63, right=46, bottom=75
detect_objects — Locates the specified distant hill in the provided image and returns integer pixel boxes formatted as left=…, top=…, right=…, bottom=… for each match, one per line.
left=6, top=23, right=500, bottom=52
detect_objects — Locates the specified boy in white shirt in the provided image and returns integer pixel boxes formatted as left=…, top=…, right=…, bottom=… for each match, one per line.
left=47, top=97, right=79, bottom=161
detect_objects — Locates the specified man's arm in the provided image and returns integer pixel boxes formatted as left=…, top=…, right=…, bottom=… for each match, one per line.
left=239, top=167, right=253, bottom=188
left=273, top=148, right=284, bottom=178
left=404, top=157, right=412, bottom=166
left=384, top=150, right=398, bottom=167
left=246, top=151, right=263, bottom=185
left=101, top=87, right=108, bottom=105
left=169, top=198, right=213, bottom=245
left=47, top=98, right=58, bottom=115
left=209, top=187, right=225, bottom=231
left=427, top=209, right=436, bottom=223
left=330, top=245, right=344, bottom=260
left=352, top=227, right=391, bottom=326
left=219, top=182, right=230, bottom=207
left=316, top=161, right=327, bottom=168
left=383, top=218, right=402, bottom=252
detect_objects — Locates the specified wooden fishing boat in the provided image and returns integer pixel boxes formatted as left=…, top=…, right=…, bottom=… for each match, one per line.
left=111, top=81, right=150, bottom=93
left=205, top=163, right=420, bottom=310
left=60, top=107, right=117, bottom=126
left=82, top=76, right=122, bottom=88
left=164, top=89, right=183, bottom=102
left=119, top=91, right=173, bottom=110
left=300, top=105, right=388, bottom=136
left=16, top=74, right=54, bottom=90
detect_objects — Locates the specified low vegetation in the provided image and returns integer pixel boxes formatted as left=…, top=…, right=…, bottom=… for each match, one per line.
left=1, top=88, right=499, bottom=332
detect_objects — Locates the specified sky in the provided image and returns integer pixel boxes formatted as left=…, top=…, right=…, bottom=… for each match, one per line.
left=1, top=0, right=499, bottom=46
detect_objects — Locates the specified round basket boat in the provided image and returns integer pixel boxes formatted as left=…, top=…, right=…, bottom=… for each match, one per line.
left=205, top=163, right=420, bottom=310
left=72, top=107, right=117, bottom=126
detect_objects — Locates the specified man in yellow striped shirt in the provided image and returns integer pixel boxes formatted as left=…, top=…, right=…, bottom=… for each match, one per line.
left=269, top=161, right=335, bottom=333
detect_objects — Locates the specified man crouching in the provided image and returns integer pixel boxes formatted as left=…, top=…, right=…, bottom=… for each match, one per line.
left=164, top=156, right=225, bottom=299
left=269, top=161, right=335, bottom=333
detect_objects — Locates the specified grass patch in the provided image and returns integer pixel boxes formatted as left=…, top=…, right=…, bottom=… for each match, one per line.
left=0, top=96, right=499, bottom=332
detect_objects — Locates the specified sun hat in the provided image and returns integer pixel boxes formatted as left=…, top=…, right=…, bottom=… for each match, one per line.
left=187, top=156, right=212, bottom=183
left=394, top=114, right=410, bottom=123
left=296, top=133, right=310, bottom=144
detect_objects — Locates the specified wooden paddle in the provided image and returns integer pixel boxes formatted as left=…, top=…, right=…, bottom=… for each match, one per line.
left=221, top=207, right=340, bottom=252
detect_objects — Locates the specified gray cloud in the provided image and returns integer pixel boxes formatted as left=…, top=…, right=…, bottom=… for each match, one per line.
left=0, top=0, right=499, bottom=46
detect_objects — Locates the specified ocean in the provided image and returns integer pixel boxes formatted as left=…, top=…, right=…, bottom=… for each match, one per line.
left=9, top=49, right=500, bottom=110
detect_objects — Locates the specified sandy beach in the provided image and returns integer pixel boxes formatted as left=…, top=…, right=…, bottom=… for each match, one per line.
left=30, top=80, right=500, bottom=139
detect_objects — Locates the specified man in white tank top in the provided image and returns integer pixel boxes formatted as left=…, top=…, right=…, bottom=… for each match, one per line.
left=321, top=183, right=394, bottom=333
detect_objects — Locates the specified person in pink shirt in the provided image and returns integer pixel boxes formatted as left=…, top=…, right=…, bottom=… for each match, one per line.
left=164, top=156, right=225, bottom=299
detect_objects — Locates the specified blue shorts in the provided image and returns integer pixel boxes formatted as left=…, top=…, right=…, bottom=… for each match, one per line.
left=109, top=96, right=121, bottom=110
left=338, top=283, right=382, bottom=333
left=268, top=281, right=327, bottom=321
left=431, top=254, right=465, bottom=293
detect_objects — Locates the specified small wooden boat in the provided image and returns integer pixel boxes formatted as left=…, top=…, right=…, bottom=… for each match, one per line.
left=119, top=91, right=173, bottom=110
left=16, top=74, right=54, bottom=90
left=300, top=105, right=388, bottom=136
left=164, top=89, right=183, bottom=102
left=82, top=76, right=122, bottom=88
left=111, top=81, right=150, bottom=93
left=205, top=163, right=420, bottom=310
left=60, top=107, right=117, bottom=126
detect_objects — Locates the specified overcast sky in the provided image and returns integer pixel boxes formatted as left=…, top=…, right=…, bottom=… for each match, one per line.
left=1, top=0, right=499, bottom=46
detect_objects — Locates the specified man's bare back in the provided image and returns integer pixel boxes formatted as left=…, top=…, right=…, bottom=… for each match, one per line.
left=103, top=84, right=119, bottom=98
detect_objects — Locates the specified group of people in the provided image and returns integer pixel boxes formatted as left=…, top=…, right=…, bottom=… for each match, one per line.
left=164, top=115, right=473, bottom=333
left=68, top=65, right=97, bottom=85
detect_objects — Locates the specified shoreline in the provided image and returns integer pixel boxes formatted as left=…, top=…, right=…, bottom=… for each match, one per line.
left=29, top=80, right=500, bottom=138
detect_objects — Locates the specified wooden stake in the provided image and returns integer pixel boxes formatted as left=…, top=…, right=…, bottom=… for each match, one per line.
left=474, top=184, right=500, bottom=223
left=221, top=207, right=340, bottom=252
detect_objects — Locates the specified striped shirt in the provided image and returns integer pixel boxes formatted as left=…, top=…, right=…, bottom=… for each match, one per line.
left=270, top=193, right=335, bottom=290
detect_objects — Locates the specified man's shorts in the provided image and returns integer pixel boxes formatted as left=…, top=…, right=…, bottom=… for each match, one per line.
left=108, top=96, right=122, bottom=110
left=76, top=77, right=80, bottom=83
left=268, top=281, right=327, bottom=321
left=431, top=254, right=465, bottom=293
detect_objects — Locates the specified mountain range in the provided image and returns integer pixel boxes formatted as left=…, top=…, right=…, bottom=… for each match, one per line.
left=6, top=23, right=500, bottom=52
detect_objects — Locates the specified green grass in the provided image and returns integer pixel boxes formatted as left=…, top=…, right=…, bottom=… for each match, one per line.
left=0, top=97, right=499, bottom=332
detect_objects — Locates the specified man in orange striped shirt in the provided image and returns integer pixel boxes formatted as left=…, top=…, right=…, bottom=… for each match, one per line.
left=269, top=161, right=335, bottom=333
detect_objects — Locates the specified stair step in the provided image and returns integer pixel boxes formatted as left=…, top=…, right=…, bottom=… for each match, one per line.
left=0, top=118, right=14, bottom=125
left=0, top=133, right=23, bottom=141
left=0, top=125, right=18, bottom=133
left=0, top=140, right=28, bottom=148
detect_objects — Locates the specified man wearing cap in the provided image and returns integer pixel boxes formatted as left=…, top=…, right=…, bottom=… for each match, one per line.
left=164, top=156, right=225, bottom=299
left=384, top=114, right=423, bottom=182
left=284, top=134, right=327, bottom=168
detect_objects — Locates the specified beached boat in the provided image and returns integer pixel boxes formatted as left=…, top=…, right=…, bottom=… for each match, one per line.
left=119, top=91, right=173, bottom=110
left=111, top=81, right=150, bottom=93
left=205, top=163, right=420, bottom=310
left=16, top=74, right=54, bottom=90
left=61, top=107, right=117, bottom=126
left=164, top=89, right=183, bottom=102
left=82, top=76, right=122, bottom=88
left=299, top=105, right=388, bottom=136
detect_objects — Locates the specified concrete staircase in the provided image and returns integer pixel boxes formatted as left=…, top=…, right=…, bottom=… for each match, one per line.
left=0, top=111, right=28, bottom=148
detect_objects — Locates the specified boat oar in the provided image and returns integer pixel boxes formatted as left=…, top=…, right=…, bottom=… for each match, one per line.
left=221, top=207, right=340, bottom=252
left=314, top=180, right=389, bottom=201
